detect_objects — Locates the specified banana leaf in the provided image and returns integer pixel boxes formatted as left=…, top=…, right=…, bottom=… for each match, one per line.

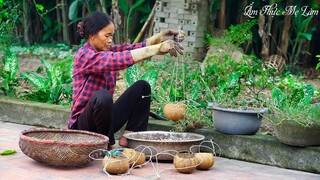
left=40, top=58, right=53, bottom=81
left=20, top=72, right=49, bottom=91
left=68, top=0, right=83, bottom=22
left=50, top=65, right=63, bottom=90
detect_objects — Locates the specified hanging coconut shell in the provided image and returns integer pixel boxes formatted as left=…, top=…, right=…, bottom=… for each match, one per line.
left=173, top=152, right=199, bottom=173
left=122, top=148, right=146, bottom=166
left=195, top=152, right=215, bottom=170
left=102, top=155, right=130, bottom=174
left=163, top=103, right=186, bottom=121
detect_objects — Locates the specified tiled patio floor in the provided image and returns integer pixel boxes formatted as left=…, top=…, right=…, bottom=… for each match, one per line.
left=1, top=122, right=319, bottom=180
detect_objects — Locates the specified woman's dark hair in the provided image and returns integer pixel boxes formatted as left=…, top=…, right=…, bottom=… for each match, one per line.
left=77, top=11, right=114, bottom=39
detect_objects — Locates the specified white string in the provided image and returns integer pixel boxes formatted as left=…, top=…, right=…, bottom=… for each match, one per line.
left=176, top=25, right=187, bottom=122
left=88, top=140, right=221, bottom=178
left=168, top=58, right=177, bottom=102
left=175, top=56, right=179, bottom=103
left=177, top=25, right=186, bottom=106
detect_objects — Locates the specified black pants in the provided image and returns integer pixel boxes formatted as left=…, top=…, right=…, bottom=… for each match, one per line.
left=76, top=80, right=151, bottom=145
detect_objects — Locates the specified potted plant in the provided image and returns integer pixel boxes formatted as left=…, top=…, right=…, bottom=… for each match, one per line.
left=202, top=20, right=274, bottom=135
left=264, top=85, right=320, bottom=146
left=204, top=57, right=272, bottom=135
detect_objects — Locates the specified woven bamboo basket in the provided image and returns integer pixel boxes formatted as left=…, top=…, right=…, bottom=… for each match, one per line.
left=19, top=128, right=109, bottom=167
left=264, top=54, right=286, bottom=72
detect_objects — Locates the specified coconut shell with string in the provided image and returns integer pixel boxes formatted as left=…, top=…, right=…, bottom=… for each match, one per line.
left=173, top=152, right=199, bottom=173
left=102, top=154, right=130, bottom=174
left=163, top=102, right=186, bottom=121
left=195, top=152, right=215, bottom=170
left=122, top=148, right=146, bottom=166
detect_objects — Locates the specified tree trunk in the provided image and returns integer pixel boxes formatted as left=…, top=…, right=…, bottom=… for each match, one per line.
left=112, top=0, right=122, bottom=44
left=217, top=0, right=226, bottom=29
left=129, top=11, right=142, bottom=42
left=56, top=0, right=63, bottom=42
left=259, top=14, right=269, bottom=60
left=22, top=0, right=30, bottom=46
left=100, top=0, right=107, bottom=13
left=270, top=21, right=278, bottom=55
left=61, top=0, right=70, bottom=44
left=96, top=1, right=102, bottom=12
left=280, top=0, right=293, bottom=60
left=239, top=0, right=247, bottom=25
left=82, top=2, right=87, bottom=18
left=125, top=0, right=133, bottom=43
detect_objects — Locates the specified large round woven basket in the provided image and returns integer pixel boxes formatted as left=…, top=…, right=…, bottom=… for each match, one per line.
left=19, top=128, right=109, bottom=167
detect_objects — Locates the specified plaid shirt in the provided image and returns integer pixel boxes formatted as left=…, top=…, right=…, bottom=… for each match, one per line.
left=68, top=41, right=146, bottom=129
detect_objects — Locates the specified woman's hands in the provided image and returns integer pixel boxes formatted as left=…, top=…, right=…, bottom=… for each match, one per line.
left=146, top=29, right=185, bottom=46
left=159, top=39, right=184, bottom=57
left=131, top=39, right=184, bottom=63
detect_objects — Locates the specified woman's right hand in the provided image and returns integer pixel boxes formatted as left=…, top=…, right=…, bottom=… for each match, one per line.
left=159, top=40, right=184, bottom=57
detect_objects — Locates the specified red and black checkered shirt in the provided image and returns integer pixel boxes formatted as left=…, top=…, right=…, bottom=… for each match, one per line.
left=68, top=41, right=146, bottom=129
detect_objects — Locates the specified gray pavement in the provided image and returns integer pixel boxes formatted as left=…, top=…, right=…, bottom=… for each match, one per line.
left=0, top=121, right=319, bottom=180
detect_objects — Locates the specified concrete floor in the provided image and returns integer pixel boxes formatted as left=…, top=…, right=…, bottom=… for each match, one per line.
left=0, top=121, right=319, bottom=180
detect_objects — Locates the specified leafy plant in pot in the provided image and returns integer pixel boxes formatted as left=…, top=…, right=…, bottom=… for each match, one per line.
left=202, top=20, right=275, bottom=135
left=203, top=56, right=274, bottom=135
left=264, top=85, right=320, bottom=146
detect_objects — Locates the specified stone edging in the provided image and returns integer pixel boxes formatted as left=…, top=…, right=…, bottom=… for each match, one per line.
left=0, top=96, right=319, bottom=174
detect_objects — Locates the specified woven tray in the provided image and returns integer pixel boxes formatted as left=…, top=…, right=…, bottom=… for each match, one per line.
left=19, top=128, right=109, bottom=167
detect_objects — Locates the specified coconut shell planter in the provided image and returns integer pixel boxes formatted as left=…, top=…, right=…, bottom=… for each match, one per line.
left=122, top=148, right=146, bottom=166
left=174, top=152, right=199, bottom=173
left=163, top=102, right=186, bottom=121
left=102, top=155, right=130, bottom=174
left=195, top=152, right=215, bottom=170
left=173, top=152, right=215, bottom=173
